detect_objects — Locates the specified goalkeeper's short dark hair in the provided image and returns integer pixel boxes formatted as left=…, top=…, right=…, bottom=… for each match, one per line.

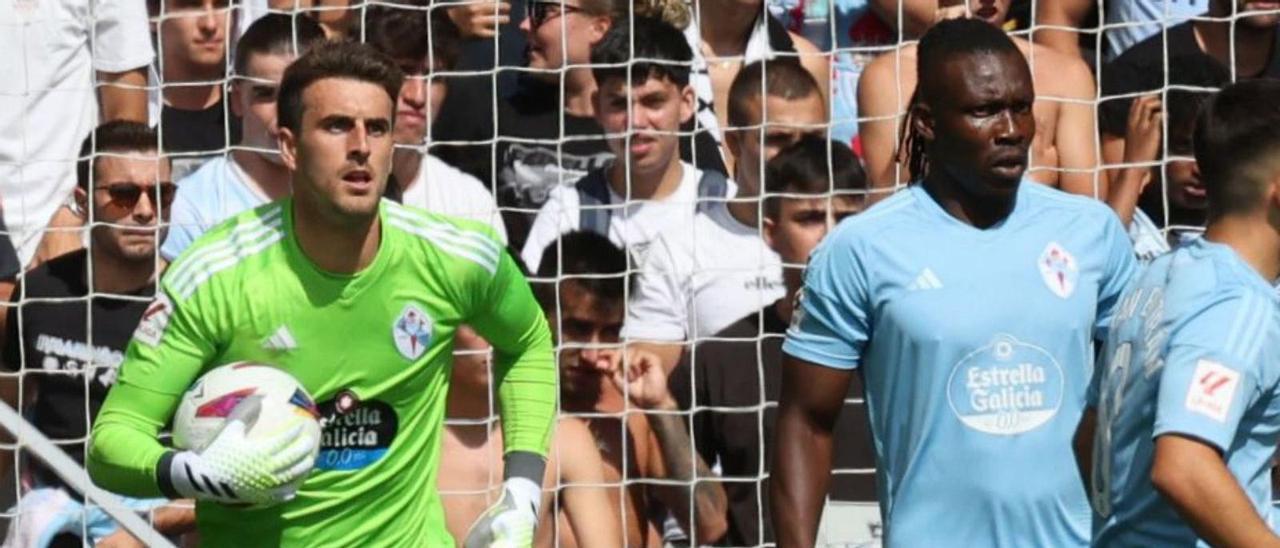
left=277, top=41, right=404, bottom=134
left=533, top=232, right=631, bottom=313
left=233, top=13, right=327, bottom=78
left=76, top=121, right=163, bottom=193
left=1194, top=78, right=1280, bottom=220
left=764, top=135, right=867, bottom=220
left=590, top=16, right=693, bottom=89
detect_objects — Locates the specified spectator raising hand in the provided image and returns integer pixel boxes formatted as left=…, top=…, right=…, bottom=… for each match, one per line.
left=604, top=348, right=677, bottom=411
left=448, top=0, right=512, bottom=39
left=1107, top=94, right=1163, bottom=227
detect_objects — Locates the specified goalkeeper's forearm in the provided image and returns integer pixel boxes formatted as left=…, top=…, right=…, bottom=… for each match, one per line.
left=492, top=326, right=557, bottom=461
left=88, top=383, right=174, bottom=498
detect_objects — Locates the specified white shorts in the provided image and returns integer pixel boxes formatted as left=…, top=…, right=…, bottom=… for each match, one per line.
left=2, top=487, right=167, bottom=548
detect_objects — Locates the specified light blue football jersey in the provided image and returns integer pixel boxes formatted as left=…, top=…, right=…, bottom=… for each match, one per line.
left=1092, top=237, right=1280, bottom=545
left=783, top=182, right=1138, bottom=547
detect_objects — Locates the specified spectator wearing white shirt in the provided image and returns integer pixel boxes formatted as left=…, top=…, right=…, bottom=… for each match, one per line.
left=625, top=59, right=826, bottom=370
left=0, top=0, right=152, bottom=268
left=161, top=13, right=326, bottom=261
left=521, top=16, right=734, bottom=273
left=363, top=2, right=508, bottom=242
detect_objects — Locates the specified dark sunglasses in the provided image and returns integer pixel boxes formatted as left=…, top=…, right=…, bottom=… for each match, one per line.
left=95, top=182, right=177, bottom=210
left=527, top=0, right=583, bottom=29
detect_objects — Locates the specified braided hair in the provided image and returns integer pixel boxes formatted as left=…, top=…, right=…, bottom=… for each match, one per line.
left=896, top=18, right=1023, bottom=182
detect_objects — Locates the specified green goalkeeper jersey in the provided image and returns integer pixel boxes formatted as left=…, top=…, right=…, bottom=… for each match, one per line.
left=87, top=199, right=556, bottom=546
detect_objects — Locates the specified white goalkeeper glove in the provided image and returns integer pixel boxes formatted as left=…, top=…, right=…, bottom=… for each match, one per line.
left=158, top=395, right=317, bottom=506
left=463, top=477, right=542, bottom=548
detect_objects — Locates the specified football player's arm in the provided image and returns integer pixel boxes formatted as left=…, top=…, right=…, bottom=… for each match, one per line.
left=465, top=245, right=557, bottom=545
left=772, top=356, right=854, bottom=548
left=1072, top=407, right=1096, bottom=494
left=1151, top=295, right=1279, bottom=546
left=88, top=289, right=213, bottom=497
left=772, top=237, right=869, bottom=548
left=1151, top=434, right=1280, bottom=548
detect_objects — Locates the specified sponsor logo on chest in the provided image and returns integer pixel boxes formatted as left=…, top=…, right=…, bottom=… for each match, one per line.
left=392, top=303, right=434, bottom=361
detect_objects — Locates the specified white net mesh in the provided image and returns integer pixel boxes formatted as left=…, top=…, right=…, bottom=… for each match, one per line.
left=0, top=0, right=1267, bottom=545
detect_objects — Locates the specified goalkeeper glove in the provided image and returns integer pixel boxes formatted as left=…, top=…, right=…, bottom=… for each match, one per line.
left=158, top=395, right=318, bottom=506
left=462, top=476, right=542, bottom=548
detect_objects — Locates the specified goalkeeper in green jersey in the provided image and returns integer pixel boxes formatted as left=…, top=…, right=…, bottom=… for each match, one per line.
left=86, top=41, right=557, bottom=547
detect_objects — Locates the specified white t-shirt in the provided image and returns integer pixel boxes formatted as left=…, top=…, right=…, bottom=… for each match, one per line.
left=624, top=201, right=784, bottom=342
left=162, top=155, right=271, bottom=261
left=0, top=0, right=154, bottom=267
left=520, top=162, right=736, bottom=274
left=402, top=154, right=507, bottom=244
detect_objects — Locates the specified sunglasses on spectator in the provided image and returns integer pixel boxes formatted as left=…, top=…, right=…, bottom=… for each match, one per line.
left=527, top=0, right=583, bottom=28
left=95, top=182, right=178, bottom=210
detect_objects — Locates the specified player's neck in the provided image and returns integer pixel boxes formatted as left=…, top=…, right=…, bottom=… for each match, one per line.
left=392, top=147, right=424, bottom=195
left=1195, top=13, right=1276, bottom=77
left=608, top=158, right=684, bottom=201
left=292, top=199, right=381, bottom=274
left=231, top=150, right=291, bottom=201
left=1204, top=216, right=1280, bottom=281
left=698, top=0, right=758, bottom=57
left=920, top=174, right=1016, bottom=229
left=90, top=246, right=158, bottom=295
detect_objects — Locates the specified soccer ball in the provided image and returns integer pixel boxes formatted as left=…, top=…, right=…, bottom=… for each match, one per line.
left=173, top=362, right=322, bottom=455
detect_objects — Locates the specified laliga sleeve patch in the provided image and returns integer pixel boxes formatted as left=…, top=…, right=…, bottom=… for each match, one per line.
left=133, top=293, right=173, bottom=347
left=1184, top=359, right=1241, bottom=423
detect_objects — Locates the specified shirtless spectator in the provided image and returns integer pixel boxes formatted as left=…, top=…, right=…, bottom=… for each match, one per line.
left=858, top=0, right=1100, bottom=197
left=161, top=13, right=326, bottom=261
left=533, top=232, right=729, bottom=546
left=439, top=326, right=622, bottom=547
left=151, top=0, right=239, bottom=180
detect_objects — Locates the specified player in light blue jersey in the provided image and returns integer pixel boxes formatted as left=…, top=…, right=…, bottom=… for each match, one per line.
left=770, top=19, right=1138, bottom=547
left=1080, top=79, right=1280, bottom=547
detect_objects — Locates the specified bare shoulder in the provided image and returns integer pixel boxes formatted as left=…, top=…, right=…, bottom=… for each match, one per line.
left=1016, top=37, right=1095, bottom=98
left=859, top=43, right=919, bottom=108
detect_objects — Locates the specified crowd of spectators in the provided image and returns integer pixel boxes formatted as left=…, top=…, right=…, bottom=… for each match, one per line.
left=0, top=0, right=1276, bottom=545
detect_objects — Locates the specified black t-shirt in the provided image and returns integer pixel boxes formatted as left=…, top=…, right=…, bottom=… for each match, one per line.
left=1098, top=21, right=1280, bottom=137
left=445, top=75, right=728, bottom=250
left=2, top=249, right=154, bottom=489
left=161, top=95, right=241, bottom=180
left=668, top=301, right=877, bottom=546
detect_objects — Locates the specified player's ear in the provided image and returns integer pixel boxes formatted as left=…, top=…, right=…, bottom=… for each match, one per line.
left=762, top=215, right=778, bottom=249
left=679, top=84, right=695, bottom=124
left=912, top=102, right=935, bottom=143
left=278, top=125, right=299, bottom=173
left=73, top=187, right=88, bottom=219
